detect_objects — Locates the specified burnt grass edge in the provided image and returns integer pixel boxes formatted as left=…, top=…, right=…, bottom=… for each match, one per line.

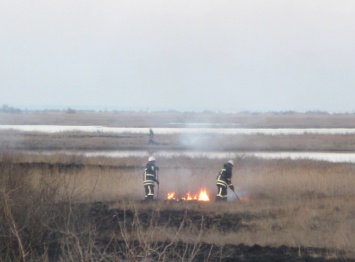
left=83, top=202, right=350, bottom=262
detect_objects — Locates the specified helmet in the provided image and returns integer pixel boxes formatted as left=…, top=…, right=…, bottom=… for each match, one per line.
left=148, top=156, right=155, bottom=162
left=227, top=160, right=234, bottom=166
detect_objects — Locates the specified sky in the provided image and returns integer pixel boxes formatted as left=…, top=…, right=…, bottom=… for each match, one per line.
left=1, top=0, right=355, bottom=112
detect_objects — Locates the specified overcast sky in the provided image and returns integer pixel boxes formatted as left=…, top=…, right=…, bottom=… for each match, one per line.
left=1, top=1, right=355, bottom=112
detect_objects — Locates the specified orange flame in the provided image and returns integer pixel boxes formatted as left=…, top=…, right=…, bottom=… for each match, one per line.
left=167, top=188, right=210, bottom=202
left=240, top=196, right=249, bottom=202
left=167, top=192, right=176, bottom=200
left=198, top=189, right=210, bottom=201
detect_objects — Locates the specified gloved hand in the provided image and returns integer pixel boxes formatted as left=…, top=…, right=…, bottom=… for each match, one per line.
left=156, top=180, right=160, bottom=185
left=229, top=185, right=234, bottom=191
left=156, top=166, right=160, bottom=171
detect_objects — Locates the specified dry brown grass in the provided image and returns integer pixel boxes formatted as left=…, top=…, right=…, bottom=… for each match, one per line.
left=3, top=111, right=355, bottom=260
left=101, top=157, right=355, bottom=259
left=1, top=150, right=355, bottom=260
left=2, top=128, right=355, bottom=152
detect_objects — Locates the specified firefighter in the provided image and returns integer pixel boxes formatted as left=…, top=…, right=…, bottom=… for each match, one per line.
left=143, top=156, right=160, bottom=201
left=215, top=160, right=234, bottom=201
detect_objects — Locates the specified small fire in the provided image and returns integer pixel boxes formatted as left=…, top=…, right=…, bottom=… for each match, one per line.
left=167, top=192, right=175, bottom=200
left=197, top=189, right=210, bottom=201
left=166, top=188, right=210, bottom=202
left=240, top=196, right=250, bottom=202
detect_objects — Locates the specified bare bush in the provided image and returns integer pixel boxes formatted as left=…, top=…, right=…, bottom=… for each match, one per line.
left=1, top=150, right=355, bottom=260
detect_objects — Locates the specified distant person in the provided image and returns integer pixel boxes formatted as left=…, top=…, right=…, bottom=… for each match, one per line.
left=143, top=156, right=160, bottom=200
left=148, top=128, right=155, bottom=144
left=215, top=160, right=235, bottom=201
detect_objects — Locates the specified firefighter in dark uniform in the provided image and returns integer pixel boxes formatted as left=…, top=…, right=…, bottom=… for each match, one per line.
left=143, top=156, right=160, bottom=200
left=215, top=160, right=234, bottom=201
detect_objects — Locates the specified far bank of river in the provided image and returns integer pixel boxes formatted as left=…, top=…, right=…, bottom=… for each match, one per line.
left=3, top=125, right=355, bottom=163
left=2, top=125, right=355, bottom=135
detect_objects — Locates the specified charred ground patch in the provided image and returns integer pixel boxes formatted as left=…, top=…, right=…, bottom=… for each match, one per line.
left=39, top=202, right=346, bottom=261
left=1, top=150, right=355, bottom=261
left=80, top=202, right=348, bottom=262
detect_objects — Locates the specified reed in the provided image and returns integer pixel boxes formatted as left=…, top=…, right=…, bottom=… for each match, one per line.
left=1, top=150, right=355, bottom=260
left=2, top=111, right=355, bottom=128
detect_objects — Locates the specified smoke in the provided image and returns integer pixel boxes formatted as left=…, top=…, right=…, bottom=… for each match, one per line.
left=177, top=117, right=222, bottom=150
left=179, top=133, right=208, bottom=149
left=160, top=168, right=193, bottom=196
left=159, top=165, right=216, bottom=200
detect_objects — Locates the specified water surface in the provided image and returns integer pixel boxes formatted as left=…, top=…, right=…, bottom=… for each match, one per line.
left=4, top=125, right=355, bottom=163
left=36, top=150, right=355, bottom=163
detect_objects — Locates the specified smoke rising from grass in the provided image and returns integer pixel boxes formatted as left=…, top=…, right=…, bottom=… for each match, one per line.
left=179, top=133, right=208, bottom=149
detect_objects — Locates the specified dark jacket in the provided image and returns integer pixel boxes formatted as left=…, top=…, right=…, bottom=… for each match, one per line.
left=216, top=163, right=233, bottom=188
left=143, top=162, right=159, bottom=186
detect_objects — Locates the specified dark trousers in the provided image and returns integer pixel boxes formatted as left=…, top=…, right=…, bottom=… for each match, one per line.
left=215, top=185, right=227, bottom=201
left=144, top=185, right=155, bottom=200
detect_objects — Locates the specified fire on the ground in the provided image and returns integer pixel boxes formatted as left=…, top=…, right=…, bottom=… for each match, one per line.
left=166, top=188, right=250, bottom=202
left=167, top=188, right=210, bottom=201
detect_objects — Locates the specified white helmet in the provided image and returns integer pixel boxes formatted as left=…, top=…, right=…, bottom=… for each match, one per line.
left=227, top=160, right=234, bottom=166
left=148, top=156, right=155, bottom=162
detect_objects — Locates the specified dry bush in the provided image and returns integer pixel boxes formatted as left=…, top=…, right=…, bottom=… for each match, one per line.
left=0, top=151, right=226, bottom=261
left=0, top=154, right=225, bottom=261
left=0, top=150, right=59, bottom=261
left=2, top=150, right=355, bottom=260
left=0, top=150, right=108, bottom=261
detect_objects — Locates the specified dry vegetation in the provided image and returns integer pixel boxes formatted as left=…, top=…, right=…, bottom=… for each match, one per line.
left=1, top=112, right=355, bottom=261
left=2, top=130, right=355, bottom=152
left=2, top=111, right=355, bottom=152
left=1, top=151, right=355, bottom=261
left=2, top=111, right=355, bottom=128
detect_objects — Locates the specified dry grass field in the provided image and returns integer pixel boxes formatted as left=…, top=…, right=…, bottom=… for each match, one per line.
left=1, top=112, right=355, bottom=261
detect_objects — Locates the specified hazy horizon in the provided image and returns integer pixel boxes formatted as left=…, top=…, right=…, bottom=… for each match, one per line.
left=1, top=1, right=355, bottom=113
left=2, top=103, right=354, bottom=114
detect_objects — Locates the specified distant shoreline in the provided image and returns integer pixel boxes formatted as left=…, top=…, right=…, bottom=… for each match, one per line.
left=2, top=111, right=355, bottom=128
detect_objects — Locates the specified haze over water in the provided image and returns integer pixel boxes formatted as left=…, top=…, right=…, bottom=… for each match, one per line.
left=2, top=124, right=354, bottom=163
left=2, top=125, right=355, bottom=135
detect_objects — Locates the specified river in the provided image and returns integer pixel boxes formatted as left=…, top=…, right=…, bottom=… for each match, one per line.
left=2, top=125, right=355, bottom=135
left=2, top=125, right=355, bottom=163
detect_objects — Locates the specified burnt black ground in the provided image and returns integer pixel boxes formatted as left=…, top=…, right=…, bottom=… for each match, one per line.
left=83, top=202, right=352, bottom=262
